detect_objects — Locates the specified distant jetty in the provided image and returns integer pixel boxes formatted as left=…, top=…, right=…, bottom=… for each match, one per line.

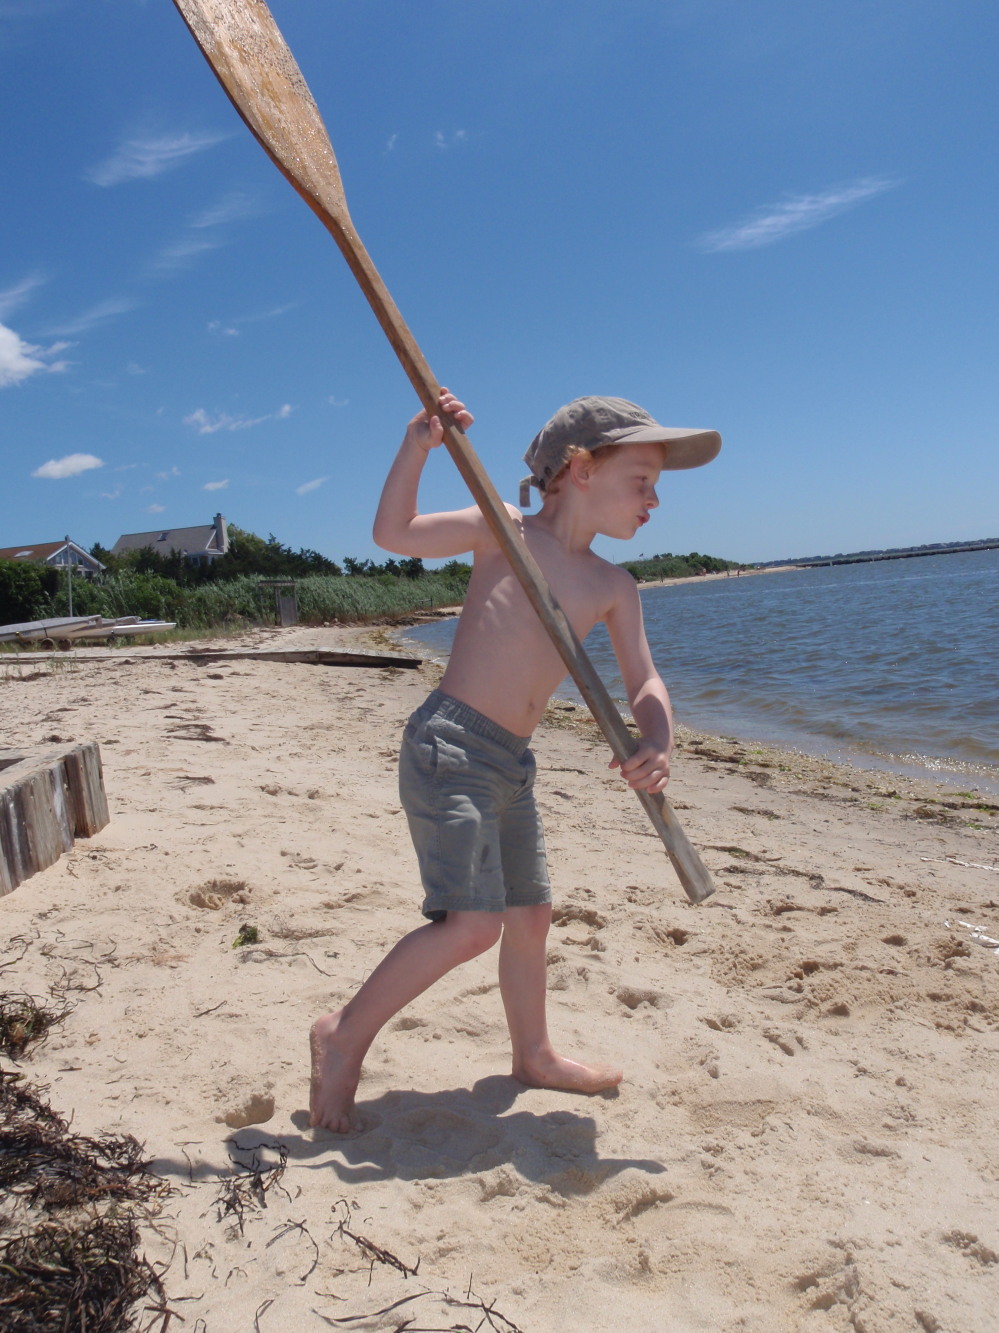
left=757, top=538, right=999, bottom=570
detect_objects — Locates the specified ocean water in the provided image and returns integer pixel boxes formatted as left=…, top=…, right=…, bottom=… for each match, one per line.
left=398, top=548, right=999, bottom=793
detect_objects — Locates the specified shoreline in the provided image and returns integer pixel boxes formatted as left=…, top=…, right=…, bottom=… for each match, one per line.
left=2, top=621, right=998, bottom=1331
left=385, top=617, right=999, bottom=799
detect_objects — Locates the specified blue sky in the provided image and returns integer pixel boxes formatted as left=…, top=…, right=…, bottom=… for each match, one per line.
left=3, top=0, right=997, bottom=566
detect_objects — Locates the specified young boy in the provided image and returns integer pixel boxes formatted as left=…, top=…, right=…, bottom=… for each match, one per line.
left=310, top=391, right=720, bottom=1132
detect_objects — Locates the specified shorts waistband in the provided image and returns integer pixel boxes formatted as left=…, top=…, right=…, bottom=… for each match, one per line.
left=421, top=691, right=531, bottom=756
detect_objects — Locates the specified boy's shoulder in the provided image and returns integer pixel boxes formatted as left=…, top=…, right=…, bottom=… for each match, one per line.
left=577, top=547, right=641, bottom=618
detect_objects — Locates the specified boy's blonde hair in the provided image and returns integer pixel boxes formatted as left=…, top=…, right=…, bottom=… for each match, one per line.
left=541, top=442, right=618, bottom=498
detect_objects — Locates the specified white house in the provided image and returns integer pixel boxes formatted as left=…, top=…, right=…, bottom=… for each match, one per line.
left=0, top=538, right=105, bottom=578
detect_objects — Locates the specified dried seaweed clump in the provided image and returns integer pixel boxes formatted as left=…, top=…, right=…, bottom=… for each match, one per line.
left=0, top=1071, right=168, bottom=1214
left=0, top=1070, right=172, bottom=1332
left=0, top=1216, right=163, bottom=1333
left=0, top=994, right=69, bottom=1059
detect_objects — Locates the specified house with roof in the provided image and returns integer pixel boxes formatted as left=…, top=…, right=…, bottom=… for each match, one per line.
left=0, top=538, right=105, bottom=578
left=111, top=513, right=229, bottom=564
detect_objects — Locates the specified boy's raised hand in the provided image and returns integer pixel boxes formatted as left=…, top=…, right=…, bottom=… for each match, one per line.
left=610, top=739, right=671, bottom=793
left=405, top=387, right=474, bottom=452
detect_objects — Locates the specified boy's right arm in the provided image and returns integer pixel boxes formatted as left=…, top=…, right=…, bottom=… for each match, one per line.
left=373, top=390, right=513, bottom=558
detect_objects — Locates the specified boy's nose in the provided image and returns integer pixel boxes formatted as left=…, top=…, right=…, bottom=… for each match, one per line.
left=647, top=487, right=659, bottom=509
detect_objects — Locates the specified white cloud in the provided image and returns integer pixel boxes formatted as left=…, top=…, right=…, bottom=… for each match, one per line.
left=47, top=298, right=136, bottom=337
left=0, top=322, right=66, bottom=386
left=203, top=479, right=229, bottom=491
left=296, top=476, right=328, bottom=496
left=86, top=130, right=228, bottom=187
left=0, top=273, right=46, bottom=319
left=184, top=404, right=294, bottom=434
left=146, top=504, right=166, bottom=514
left=697, top=176, right=900, bottom=252
left=155, top=466, right=181, bottom=481
left=328, top=395, right=349, bottom=407
left=434, top=129, right=468, bottom=150
left=32, top=453, right=104, bottom=480
left=101, top=484, right=124, bottom=501
left=385, top=133, right=398, bottom=153
left=150, top=234, right=222, bottom=274
left=191, top=192, right=256, bottom=228
left=207, top=303, right=298, bottom=338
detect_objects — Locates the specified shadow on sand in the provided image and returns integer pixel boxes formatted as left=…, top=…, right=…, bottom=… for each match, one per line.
left=154, top=1075, right=665, bottom=1197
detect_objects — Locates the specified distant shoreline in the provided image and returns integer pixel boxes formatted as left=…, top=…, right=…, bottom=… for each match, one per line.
left=760, top=539, right=998, bottom=570
left=634, top=564, right=797, bottom=591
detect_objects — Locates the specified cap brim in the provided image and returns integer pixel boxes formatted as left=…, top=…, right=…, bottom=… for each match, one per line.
left=607, top=424, right=721, bottom=470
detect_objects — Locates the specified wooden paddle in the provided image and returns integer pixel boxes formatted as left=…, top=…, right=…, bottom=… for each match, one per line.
left=171, top=0, right=715, bottom=904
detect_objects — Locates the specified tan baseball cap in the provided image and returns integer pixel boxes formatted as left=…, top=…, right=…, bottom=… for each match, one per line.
left=520, top=396, right=721, bottom=506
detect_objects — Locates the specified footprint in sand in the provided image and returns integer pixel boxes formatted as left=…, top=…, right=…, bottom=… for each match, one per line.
left=184, top=878, right=252, bottom=910
left=214, top=1088, right=275, bottom=1128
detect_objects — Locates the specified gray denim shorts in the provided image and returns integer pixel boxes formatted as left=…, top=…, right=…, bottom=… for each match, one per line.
left=399, top=691, right=552, bottom=920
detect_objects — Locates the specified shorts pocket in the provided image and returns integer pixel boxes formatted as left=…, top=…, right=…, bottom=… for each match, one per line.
left=402, top=720, right=439, bottom=777
left=432, top=735, right=465, bottom=776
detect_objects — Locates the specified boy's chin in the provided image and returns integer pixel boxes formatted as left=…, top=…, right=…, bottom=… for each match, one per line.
left=602, top=520, right=644, bottom=541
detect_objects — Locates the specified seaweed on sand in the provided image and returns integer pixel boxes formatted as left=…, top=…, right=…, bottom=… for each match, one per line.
left=0, top=1071, right=169, bottom=1213
left=214, top=1143, right=290, bottom=1235
left=0, top=994, right=69, bottom=1059
left=0, top=1215, right=167, bottom=1333
left=0, top=1070, right=174, bottom=1332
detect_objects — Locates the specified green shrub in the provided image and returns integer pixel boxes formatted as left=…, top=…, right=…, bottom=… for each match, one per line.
left=0, top=560, right=58, bottom=625
left=50, top=572, right=185, bottom=622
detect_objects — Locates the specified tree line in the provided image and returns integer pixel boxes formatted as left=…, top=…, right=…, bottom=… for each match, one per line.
left=0, top=528, right=739, bottom=630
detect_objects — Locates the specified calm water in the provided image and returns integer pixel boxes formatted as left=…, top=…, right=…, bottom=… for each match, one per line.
left=399, top=548, right=999, bottom=793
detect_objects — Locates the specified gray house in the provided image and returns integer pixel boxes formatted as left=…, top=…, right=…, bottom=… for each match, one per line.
left=112, top=513, right=229, bottom=564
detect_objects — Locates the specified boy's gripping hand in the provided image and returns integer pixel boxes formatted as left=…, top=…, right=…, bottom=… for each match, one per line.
left=404, top=388, right=473, bottom=452
left=610, top=739, right=671, bottom=793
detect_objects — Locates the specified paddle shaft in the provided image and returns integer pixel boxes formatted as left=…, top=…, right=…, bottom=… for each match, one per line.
left=171, top=0, right=714, bottom=903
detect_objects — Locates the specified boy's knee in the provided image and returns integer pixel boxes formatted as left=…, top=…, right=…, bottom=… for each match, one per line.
left=444, top=912, right=503, bottom=957
left=503, top=902, right=552, bottom=941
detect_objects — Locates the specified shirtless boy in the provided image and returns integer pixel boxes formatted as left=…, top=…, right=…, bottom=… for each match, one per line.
left=310, top=390, right=720, bottom=1132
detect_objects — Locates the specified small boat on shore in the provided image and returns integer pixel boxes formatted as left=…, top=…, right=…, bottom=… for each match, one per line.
left=0, top=615, right=176, bottom=649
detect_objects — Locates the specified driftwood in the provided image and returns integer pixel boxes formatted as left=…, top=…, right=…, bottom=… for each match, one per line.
left=1, top=649, right=420, bottom=669
left=0, top=742, right=110, bottom=897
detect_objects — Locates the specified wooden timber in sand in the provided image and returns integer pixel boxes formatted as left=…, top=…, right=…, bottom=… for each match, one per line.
left=0, top=742, right=110, bottom=897
left=0, top=648, right=422, bottom=669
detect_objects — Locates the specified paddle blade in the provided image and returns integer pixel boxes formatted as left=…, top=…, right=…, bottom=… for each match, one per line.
left=172, top=0, right=351, bottom=230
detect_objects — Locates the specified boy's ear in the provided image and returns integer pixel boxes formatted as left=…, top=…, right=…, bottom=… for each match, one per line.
left=567, top=453, right=591, bottom=489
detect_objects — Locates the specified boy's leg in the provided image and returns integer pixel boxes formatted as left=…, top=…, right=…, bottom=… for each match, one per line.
left=499, top=903, right=622, bottom=1093
left=310, top=910, right=502, bottom=1132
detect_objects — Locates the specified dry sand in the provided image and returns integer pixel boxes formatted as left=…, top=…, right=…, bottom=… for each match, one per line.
left=2, top=625, right=998, bottom=1332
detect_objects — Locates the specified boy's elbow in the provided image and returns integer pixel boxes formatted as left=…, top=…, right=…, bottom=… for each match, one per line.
left=372, top=520, right=412, bottom=556
left=371, top=516, right=398, bottom=552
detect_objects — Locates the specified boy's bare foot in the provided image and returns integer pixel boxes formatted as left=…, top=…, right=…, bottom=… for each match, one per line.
left=309, top=1011, right=362, bottom=1132
left=512, top=1051, right=623, bottom=1095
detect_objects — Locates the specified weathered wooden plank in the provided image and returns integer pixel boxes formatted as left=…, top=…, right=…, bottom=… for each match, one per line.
left=0, top=742, right=110, bottom=896
left=62, top=745, right=110, bottom=837
left=0, top=648, right=421, bottom=669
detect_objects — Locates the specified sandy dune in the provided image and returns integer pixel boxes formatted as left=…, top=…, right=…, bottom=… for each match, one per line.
left=1, top=626, right=997, bottom=1331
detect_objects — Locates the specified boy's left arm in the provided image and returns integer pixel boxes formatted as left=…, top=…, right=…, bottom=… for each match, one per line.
left=604, top=571, right=673, bottom=793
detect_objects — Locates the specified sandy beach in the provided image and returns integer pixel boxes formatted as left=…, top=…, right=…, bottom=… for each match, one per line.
left=2, top=625, right=998, bottom=1332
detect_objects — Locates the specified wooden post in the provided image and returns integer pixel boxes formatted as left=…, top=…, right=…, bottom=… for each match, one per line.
left=0, top=742, right=110, bottom=896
